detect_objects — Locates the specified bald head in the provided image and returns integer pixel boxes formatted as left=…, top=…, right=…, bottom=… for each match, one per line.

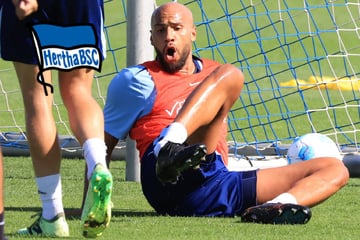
left=151, top=2, right=194, bottom=29
left=150, top=2, right=196, bottom=73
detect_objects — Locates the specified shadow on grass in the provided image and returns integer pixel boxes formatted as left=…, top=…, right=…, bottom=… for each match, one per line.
left=347, top=182, right=360, bottom=187
left=6, top=206, right=158, bottom=220
left=112, top=209, right=158, bottom=217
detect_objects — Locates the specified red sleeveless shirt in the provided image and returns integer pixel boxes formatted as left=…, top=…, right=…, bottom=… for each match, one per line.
left=129, top=58, right=229, bottom=165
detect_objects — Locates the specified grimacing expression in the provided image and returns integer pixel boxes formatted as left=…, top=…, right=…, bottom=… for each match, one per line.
left=150, top=3, right=196, bottom=73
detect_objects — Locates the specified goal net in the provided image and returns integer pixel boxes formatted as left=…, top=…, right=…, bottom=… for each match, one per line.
left=1, top=0, right=359, bottom=168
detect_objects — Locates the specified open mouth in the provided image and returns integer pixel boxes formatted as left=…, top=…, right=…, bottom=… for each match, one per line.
left=166, top=47, right=176, bottom=57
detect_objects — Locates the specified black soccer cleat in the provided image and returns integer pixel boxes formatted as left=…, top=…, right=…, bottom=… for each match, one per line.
left=240, top=203, right=312, bottom=225
left=156, top=142, right=207, bottom=184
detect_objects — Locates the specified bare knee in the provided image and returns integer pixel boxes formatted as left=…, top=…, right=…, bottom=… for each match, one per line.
left=315, top=157, right=349, bottom=188
left=333, top=158, right=350, bottom=188
left=220, top=64, right=244, bottom=93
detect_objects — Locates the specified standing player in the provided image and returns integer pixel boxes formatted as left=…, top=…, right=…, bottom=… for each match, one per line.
left=0, top=0, right=112, bottom=237
left=102, top=2, right=349, bottom=223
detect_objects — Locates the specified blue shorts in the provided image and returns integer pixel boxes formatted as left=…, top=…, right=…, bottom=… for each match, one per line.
left=0, top=0, right=105, bottom=64
left=141, top=144, right=258, bottom=217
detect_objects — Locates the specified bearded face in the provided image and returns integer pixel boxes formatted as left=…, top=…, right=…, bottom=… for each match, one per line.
left=155, top=43, right=192, bottom=73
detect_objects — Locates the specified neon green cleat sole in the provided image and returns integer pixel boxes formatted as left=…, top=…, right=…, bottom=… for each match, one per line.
left=81, top=164, right=113, bottom=238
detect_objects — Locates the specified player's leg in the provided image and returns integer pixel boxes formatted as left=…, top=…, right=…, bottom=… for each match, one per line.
left=175, top=64, right=244, bottom=152
left=0, top=150, right=8, bottom=240
left=14, top=64, right=60, bottom=176
left=256, top=157, right=349, bottom=206
left=241, top=157, right=349, bottom=224
left=59, top=68, right=104, bottom=146
left=155, top=64, right=244, bottom=183
left=80, top=148, right=112, bottom=214
left=59, top=69, right=112, bottom=238
left=14, top=62, right=69, bottom=237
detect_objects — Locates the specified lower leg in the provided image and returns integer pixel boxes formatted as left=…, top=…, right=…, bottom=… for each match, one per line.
left=0, top=151, right=6, bottom=239
left=14, top=63, right=64, bottom=220
left=155, top=64, right=244, bottom=154
left=286, top=158, right=349, bottom=206
left=59, top=70, right=107, bottom=179
left=257, top=157, right=349, bottom=207
left=175, top=64, right=243, bottom=136
left=36, top=174, right=64, bottom=220
left=59, top=70, right=113, bottom=237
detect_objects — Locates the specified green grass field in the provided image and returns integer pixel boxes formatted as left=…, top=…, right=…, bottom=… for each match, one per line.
left=3, top=156, right=360, bottom=240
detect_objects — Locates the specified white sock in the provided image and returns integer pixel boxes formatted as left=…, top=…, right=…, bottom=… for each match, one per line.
left=267, top=193, right=298, bottom=204
left=154, top=122, right=188, bottom=156
left=36, top=174, right=64, bottom=220
left=83, top=138, right=107, bottom=179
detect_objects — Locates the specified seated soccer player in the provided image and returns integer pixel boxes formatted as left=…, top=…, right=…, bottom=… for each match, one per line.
left=102, top=2, right=349, bottom=223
